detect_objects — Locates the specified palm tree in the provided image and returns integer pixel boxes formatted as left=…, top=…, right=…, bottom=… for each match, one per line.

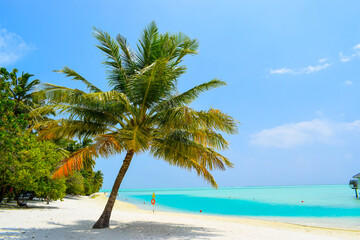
left=33, top=22, right=238, bottom=229
left=0, top=68, right=41, bottom=115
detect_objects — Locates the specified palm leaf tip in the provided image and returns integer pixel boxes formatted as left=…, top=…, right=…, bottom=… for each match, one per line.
left=53, top=66, right=102, bottom=93
left=224, top=158, right=234, bottom=168
left=195, top=164, right=218, bottom=188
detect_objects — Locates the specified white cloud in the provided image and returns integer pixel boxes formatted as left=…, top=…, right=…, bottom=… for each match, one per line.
left=344, top=80, right=353, bottom=86
left=340, top=52, right=352, bottom=62
left=303, top=63, right=331, bottom=74
left=269, top=68, right=294, bottom=75
left=339, top=43, right=360, bottom=63
left=345, top=120, right=360, bottom=131
left=269, top=62, right=331, bottom=75
left=250, top=119, right=360, bottom=148
left=270, top=42, right=360, bottom=75
left=0, top=28, right=32, bottom=66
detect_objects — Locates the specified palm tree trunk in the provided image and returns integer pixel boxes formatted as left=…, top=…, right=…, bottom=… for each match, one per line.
left=92, top=150, right=134, bottom=229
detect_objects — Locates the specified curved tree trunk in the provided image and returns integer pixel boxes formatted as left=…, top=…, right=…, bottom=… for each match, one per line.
left=92, top=150, right=134, bottom=229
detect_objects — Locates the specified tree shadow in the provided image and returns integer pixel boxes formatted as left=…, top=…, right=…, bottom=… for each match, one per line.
left=0, top=202, right=59, bottom=210
left=63, top=195, right=84, bottom=200
left=0, top=220, right=222, bottom=239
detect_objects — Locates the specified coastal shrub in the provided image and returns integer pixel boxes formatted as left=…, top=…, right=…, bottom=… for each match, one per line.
left=0, top=72, right=67, bottom=202
left=56, top=138, right=103, bottom=195
left=36, top=176, right=67, bottom=200
left=0, top=132, right=67, bottom=201
left=66, top=171, right=85, bottom=195
left=92, top=170, right=104, bottom=193
left=81, top=170, right=104, bottom=195
left=66, top=170, right=104, bottom=195
left=1, top=69, right=102, bottom=201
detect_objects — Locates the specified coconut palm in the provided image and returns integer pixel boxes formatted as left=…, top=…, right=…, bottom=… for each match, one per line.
left=0, top=67, right=53, bottom=127
left=0, top=68, right=41, bottom=115
left=33, top=22, right=238, bottom=229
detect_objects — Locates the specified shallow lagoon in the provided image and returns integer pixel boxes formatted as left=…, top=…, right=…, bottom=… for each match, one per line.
left=103, top=185, right=360, bottom=230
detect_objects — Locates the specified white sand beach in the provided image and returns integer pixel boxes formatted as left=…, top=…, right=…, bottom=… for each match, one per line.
left=1, top=195, right=359, bottom=240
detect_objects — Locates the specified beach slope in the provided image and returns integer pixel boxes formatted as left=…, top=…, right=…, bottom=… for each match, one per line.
left=0, top=195, right=359, bottom=240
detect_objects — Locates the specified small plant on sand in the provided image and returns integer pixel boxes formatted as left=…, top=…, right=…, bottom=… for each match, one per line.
left=33, top=22, right=238, bottom=228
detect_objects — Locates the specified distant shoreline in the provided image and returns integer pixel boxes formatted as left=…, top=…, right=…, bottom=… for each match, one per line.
left=101, top=183, right=349, bottom=192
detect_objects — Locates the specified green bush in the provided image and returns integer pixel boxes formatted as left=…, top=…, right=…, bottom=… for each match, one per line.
left=57, top=138, right=104, bottom=196
left=0, top=132, right=68, bottom=201
left=66, top=172, right=85, bottom=195
left=1, top=69, right=103, bottom=200
left=80, top=170, right=104, bottom=195
left=0, top=73, right=67, bottom=202
left=66, top=170, right=104, bottom=196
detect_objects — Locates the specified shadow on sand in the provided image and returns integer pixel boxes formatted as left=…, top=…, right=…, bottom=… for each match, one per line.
left=0, top=203, right=59, bottom=210
left=0, top=220, right=222, bottom=239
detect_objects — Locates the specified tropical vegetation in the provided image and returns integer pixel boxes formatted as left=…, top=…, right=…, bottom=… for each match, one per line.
left=0, top=72, right=66, bottom=203
left=0, top=68, right=103, bottom=204
left=0, top=68, right=41, bottom=117
left=56, top=138, right=103, bottom=195
left=33, top=21, right=238, bottom=228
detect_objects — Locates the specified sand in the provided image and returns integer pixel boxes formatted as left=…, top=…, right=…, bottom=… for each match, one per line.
left=1, top=194, right=360, bottom=240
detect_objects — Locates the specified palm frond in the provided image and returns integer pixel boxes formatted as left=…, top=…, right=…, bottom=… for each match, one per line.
left=136, top=21, right=159, bottom=67
left=38, top=83, right=86, bottom=104
left=54, top=66, right=102, bottom=93
left=116, top=34, right=136, bottom=71
left=152, top=131, right=233, bottom=171
left=93, top=134, right=125, bottom=158
left=198, top=108, right=239, bottom=134
left=155, top=106, right=238, bottom=134
left=38, top=85, right=131, bottom=115
left=52, top=145, right=98, bottom=179
left=153, top=79, right=226, bottom=112
left=93, top=27, right=123, bottom=69
left=151, top=138, right=220, bottom=188
left=24, top=79, right=41, bottom=93
left=52, top=134, right=124, bottom=178
left=31, top=103, right=122, bottom=127
left=29, top=104, right=58, bottom=122
left=168, top=32, right=199, bottom=65
left=36, top=119, right=109, bottom=140
left=126, top=58, right=181, bottom=111
left=54, top=147, right=71, bottom=158
left=185, top=129, right=229, bottom=150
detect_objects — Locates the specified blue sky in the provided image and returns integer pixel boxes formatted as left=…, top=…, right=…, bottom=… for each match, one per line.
left=2, top=0, right=360, bottom=189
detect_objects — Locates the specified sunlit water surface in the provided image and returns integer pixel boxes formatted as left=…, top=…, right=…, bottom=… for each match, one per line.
left=102, top=185, right=360, bottom=230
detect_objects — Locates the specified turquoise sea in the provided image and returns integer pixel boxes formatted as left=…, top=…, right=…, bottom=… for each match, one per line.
left=103, top=185, right=360, bottom=230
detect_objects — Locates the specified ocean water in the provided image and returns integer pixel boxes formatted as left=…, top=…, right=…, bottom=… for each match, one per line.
left=103, top=185, right=360, bottom=230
